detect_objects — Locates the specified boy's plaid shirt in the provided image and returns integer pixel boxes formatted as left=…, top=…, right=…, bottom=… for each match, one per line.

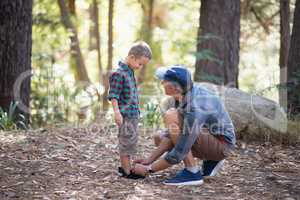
left=107, top=61, right=140, bottom=118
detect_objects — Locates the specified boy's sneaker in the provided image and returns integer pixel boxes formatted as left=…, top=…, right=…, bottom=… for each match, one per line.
left=118, top=167, right=145, bottom=180
left=163, top=169, right=203, bottom=186
left=202, top=160, right=225, bottom=177
left=118, top=167, right=127, bottom=177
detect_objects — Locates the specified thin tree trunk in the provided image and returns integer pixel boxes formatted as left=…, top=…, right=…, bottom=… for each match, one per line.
left=279, top=0, right=290, bottom=110
left=287, top=0, right=300, bottom=118
left=0, top=0, right=33, bottom=125
left=194, top=0, right=240, bottom=88
left=137, top=0, right=154, bottom=84
left=89, top=0, right=99, bottom=51
left=92, top=0, right=103, bottom=82
left=88, top=0, right=103, bottom=80
left=57, top=0, right=90, bottom=83
left=68, top=0, right=76, bottom=15
left=89, top=0, right=103, bottom=109
left=103, top=0, right=114, bottom=111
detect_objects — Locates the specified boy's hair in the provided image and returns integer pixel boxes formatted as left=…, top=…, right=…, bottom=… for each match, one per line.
left=128, top=41, right=152, bottom=59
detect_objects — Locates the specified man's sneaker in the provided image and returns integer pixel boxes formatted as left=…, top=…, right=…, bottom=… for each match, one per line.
left=118, top=167, right=145, bottom=179
left=202, top=160, right=225, bottom=177
left=163, top=169, right=204, bottom=186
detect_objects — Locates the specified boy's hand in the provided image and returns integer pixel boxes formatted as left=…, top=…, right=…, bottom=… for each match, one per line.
left=115, top=111, right=123, bottom=126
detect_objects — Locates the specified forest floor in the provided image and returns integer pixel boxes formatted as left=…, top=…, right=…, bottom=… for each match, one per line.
left=0, top=122, right=300, bottom=200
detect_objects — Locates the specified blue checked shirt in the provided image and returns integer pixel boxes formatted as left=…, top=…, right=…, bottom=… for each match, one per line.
left=107, top=61, right=140, bottom=118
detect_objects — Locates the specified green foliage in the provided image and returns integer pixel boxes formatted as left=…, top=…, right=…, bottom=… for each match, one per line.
left=0, top=102, right=27, bottom=131
left=31, top=52, right=103, bottom=127
left=142, top=101, right=161, bottom=128
left=31, top=66, right=99, bottom=127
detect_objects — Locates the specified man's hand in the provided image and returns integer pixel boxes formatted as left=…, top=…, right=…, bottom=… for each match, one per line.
left=132, top=163, right=149, bottom=176
left=134, top=158, right=151, bottom=165
left=115, top=111, right=123, bottom=127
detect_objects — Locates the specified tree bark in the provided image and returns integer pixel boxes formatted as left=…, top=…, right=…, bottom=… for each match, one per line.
left=0, top=0, right=33, bottom=125
left=57, top=0, right=90, bottom=83
left=137, top=0, right=154, bottom=84
left=194, top=0, right=240, bottom=88
left=88, top=0, right=103, bottom=81
left=103, top=0, right=114, bottom=110
left=279, top=0, right=290, bottom=110
left=287, top=0, right=300, bottom=117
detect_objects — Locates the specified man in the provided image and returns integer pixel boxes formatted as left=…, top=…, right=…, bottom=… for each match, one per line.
left=133, top=65, right=236, bottom=186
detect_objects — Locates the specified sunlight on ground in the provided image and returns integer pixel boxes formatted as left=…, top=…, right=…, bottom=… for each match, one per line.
left=0, top=132, right=27, bottom=144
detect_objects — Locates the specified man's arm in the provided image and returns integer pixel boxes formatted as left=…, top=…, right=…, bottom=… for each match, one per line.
left=163, top=111, right=207, bottom=165
left=135, top=135, right=173, bottom=165
left=133, top=110, right=208, bottom=175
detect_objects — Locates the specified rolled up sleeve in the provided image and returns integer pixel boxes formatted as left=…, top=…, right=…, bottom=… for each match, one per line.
left=164, top=111, right=207, bottom=165
left=107, top=72, right=123, bottom=101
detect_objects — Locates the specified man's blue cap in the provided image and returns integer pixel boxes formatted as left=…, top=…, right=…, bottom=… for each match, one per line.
left=155, top=65, right=193, bottom=93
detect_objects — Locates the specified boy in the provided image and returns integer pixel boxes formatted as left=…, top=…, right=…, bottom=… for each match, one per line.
left=108, top=41, right=152, bottom=179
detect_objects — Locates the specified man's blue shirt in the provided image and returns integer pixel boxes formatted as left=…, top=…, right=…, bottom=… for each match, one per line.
left=164, top=83, right=236, bottom=165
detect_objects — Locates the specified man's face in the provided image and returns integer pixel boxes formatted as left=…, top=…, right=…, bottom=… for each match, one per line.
left=128, top=55, right=150, bottom=70
left=161, top=80, right=180, bottom=96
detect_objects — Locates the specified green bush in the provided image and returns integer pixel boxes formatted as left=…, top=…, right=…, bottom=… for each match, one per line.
left=142, top=101, right=161, bottom=128
left=0, top=102, right=27, bottom=131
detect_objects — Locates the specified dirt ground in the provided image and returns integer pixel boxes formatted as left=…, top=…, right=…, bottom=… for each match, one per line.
left=0, top=122, right=299, bottom=200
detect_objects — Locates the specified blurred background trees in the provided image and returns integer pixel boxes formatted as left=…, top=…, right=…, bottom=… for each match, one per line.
left=0, top=0, right=299, bottom=128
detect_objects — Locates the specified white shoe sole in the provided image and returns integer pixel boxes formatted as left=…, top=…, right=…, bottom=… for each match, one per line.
left=209, top=159, right=225, bottom=177
left=163, top=179, right=204, bottom=186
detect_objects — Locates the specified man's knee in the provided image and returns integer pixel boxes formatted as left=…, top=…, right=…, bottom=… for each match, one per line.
left=164, top=108, right=178, bottom=121
left=163, top=108, right=182, bottom=128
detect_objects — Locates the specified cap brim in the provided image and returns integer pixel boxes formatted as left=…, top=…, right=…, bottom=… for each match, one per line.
left=155, top=67, right=168, bottom=80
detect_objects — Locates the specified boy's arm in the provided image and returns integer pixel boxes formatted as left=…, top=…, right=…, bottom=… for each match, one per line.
left=111, top=99, right=123, bottom=126
left=107, top=71, right=124, bottom=126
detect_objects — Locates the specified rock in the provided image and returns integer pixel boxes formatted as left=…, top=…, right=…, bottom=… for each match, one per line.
left=198, top=82, right=287, bottom=134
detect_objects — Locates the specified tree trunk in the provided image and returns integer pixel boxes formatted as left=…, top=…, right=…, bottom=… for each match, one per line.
left=89, top=0, right=100, bottom=52
left=68, top=0, right=76, bottom=15
left=0, top=0, right=33, bottom=125
left=194, top=0, right=240, bottom=88
left=279, top=0, right=290, bottom=110
left=88, top=1, right=103, bottom=78
left=103, top=0, right=114, bottom=111
left=89, top=0, right=103, bottom=109
left=57, top=0, right=90, bottom=83
left=137, top=0, right=154, bottom=84
left=287, top=0, right=300, bottom=118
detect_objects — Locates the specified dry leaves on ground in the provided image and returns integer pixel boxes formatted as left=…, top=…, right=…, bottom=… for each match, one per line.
left=0, top=122, right=299, bottom=200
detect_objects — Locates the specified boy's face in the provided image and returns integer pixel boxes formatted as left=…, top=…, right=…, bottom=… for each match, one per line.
left=128, top=55, right=150, bottom=70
